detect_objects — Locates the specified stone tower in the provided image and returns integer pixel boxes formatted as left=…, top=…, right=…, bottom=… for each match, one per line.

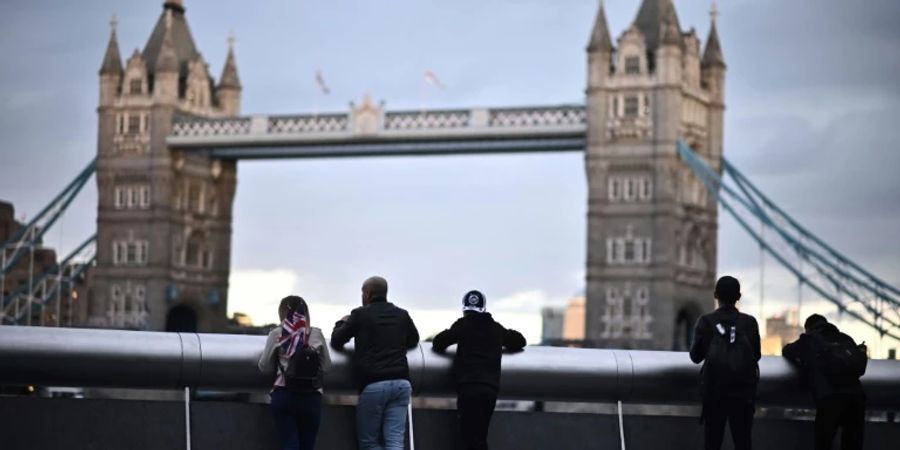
left=90, top=0, right=241, bottom=332
left=584, top=0, right=726, bottom=350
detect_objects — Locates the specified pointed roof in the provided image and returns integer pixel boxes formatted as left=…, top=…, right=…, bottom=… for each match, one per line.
left=632, top=0, right=682, bottom=49
left=658, top=1, right=682, bottom=47
left=154, top=11, right=179, bottom=73
left=219, top=34, right=241, bottom=89
left=99, top=15, right=124, bottom=76
left=143, top=2, right=199, bottom=77
left=587, top=2, right=613, bottom=52
left=701, top=21, right=726, bottom=68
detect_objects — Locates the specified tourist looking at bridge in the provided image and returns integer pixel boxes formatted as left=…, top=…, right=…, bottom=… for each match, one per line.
left=432, top=290, right=526, bottom=450
left=783, top=314, right=868, bottom=450
left=690, top=276, right=761, bottom=450
left=331, top=276, right=420, bottom=450
left=258, top=296, right=331, bottom=450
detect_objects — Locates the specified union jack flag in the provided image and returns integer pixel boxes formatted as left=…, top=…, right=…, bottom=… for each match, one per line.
left=278, top=309, right=309, bottom=359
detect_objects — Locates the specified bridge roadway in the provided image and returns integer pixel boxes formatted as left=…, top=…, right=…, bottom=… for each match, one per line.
left=166, top=105, right=588, bottom=159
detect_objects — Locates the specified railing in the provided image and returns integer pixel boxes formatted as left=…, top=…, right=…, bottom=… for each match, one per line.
left=171, top=117, right=253, bottom=138
left=2, top=327, right=899, bottom=408
left=167, top=105, right=587, bottom=141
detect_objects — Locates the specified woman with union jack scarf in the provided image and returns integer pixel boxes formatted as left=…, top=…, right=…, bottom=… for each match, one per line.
left=259, top=295, right=331, bottom=450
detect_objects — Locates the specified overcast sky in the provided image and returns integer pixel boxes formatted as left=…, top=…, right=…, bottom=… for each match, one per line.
left=1, top=1, right=898, bottom=350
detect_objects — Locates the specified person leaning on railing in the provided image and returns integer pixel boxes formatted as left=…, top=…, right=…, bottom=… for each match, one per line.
left=258, top=296, right=331, bottom=450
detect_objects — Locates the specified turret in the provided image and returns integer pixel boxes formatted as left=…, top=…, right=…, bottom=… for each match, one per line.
left=217, top=33, right=242, bottom=116
left=586, top=2, right=613, bottom=90
left=701, top=3, right=726, bottom=105
left=153, top=11, right=179, bottom=104
left=702, top=2, right=726, bottom=161
left=99, top=15, right=124, bottom=107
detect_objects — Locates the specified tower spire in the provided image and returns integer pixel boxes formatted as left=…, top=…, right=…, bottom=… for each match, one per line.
left=155, top=10, right=179, bottom=73
left=99, top=14, right=124, bottom=75
left=219, top=32, right=241, bottom=90
left=659, top=1, right=681, bottom=47
left=702, top=2, right=725, bottom=68
left=587, top=0, right=613, bottom=53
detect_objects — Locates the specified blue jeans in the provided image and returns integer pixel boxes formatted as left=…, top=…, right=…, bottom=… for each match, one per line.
left=356, top=379, right=411, bottom=450
left=270, top=388, right=322, bottom=450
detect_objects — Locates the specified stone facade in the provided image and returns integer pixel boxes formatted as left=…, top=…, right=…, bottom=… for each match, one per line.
left=90, top=1, right=241, bottom=332
left=584, top=0, right=726, bottom=350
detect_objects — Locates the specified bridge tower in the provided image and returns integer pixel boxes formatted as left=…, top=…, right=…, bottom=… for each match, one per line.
left=90, top=0, right=240, bottom=332
left=585, top=0, right=726, bottom=350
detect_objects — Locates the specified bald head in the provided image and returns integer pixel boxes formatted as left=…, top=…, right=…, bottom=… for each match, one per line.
left=361, top=276, right=388, bottom=305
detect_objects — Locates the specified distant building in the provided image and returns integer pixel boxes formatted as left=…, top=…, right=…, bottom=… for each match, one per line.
left=761, top=310, right=802, bottom=356
left=542, top=296, right=587, bottom=346
left=0, top=200, right=89, bottom=326
left=541, top=307, right=565, bottom=344
left=563, top=297, right=586, bottom=341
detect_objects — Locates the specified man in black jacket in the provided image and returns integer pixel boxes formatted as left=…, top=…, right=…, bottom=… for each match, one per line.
left=690, top=276, right=761, bottom=450
left=783, top=314, right=866, bottom=450
left=432, top=290, right=526, bottom=450
left=331, top=276, right=420, bottom=450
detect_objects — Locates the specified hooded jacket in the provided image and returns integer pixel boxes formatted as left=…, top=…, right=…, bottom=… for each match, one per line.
left=432, top=312, right=526, bottom=391
left=782, top=322, right=865, bottom=402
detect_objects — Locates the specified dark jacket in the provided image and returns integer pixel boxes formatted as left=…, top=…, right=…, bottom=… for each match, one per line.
left=782, top=322, right=865, bottom=402
left=689, top=304, right=761, bottom=400
left=330, top=298, right=420, bottom=390
left=431, top=312, right=526, bottom=391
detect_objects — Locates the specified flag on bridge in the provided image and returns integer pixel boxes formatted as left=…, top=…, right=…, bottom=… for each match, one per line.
left=424, top=70, right=446, bottom=90
left=315, top=69, right=330, bottom=95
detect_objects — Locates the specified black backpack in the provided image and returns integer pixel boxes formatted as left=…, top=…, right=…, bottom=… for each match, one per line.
left=280, top=345, right=321, bottom=392
left=704, top=315, right=757, bottom=388
left=811, top=334, right=867, bottom=384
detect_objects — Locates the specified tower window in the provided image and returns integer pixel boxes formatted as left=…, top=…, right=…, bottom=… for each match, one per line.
left=625, top=56, right=640, bottom=74
left=624, top=96, right=639, bottom=117
left=112, top=239, right=150, bottom=266
left=607, top=231, right=652, bottom=266
left=608, top=175, right=652, bottom=202
left=129, top=79, right=142, bottom=95
left=127, top=115, right=141, bottom=135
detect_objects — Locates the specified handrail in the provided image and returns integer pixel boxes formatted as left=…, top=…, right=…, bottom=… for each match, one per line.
left=1, top=327, right=899, bottom=408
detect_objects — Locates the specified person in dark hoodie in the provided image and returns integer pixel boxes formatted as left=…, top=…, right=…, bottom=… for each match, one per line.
left=331, top=276, right=420, bottom=450
left=432, top=290, right=526, bottom=450
left=783, top=314, right=867, bottom=450
left=689, top=276, right=761, bottom=450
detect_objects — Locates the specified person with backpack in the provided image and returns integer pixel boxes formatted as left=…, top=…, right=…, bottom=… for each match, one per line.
left=258, top=295, right=332, bottom=450
left=783, top=314, right=867, bottom=450
left=331, top=276, right=420, bottom=450
left=689, top=276, right=761, bottom=450
left=431, top=290, right=526, bottom=450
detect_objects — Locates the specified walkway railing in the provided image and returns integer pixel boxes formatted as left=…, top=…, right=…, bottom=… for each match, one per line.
left=2, top=326, right=899, bottom=408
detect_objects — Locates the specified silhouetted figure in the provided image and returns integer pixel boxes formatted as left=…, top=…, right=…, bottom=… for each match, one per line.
left=432, top=290, right=526, bottom=450
left=783, top=314, right=867, bottom=450
left=331, top=276, right=420, bottom=450
left=690, top=276, right=761, bottom=450
left=258, top=296, right=332, bottom=450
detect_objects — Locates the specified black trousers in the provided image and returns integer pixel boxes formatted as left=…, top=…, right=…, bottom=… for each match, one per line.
left=815, top=394, right=865, bottom=450
left=703, top=396, right=754, bottom=450
left=457, top=383, right=498, bottom=450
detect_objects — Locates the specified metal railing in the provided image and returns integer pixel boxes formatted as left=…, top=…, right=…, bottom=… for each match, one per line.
left=2, top=326, right=899, bottom=408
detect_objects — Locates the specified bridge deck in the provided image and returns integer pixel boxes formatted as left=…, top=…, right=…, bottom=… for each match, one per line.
left=166, top=105, right=587, bottom=159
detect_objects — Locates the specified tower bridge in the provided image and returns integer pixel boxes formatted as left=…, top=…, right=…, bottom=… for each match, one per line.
left=79, top=0, right=727, bottom=351
left=2, top=0, right=898, bottom=350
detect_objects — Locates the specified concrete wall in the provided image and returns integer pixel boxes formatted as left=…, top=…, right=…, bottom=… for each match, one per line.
left=1, top=397, right=898, bottom=450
